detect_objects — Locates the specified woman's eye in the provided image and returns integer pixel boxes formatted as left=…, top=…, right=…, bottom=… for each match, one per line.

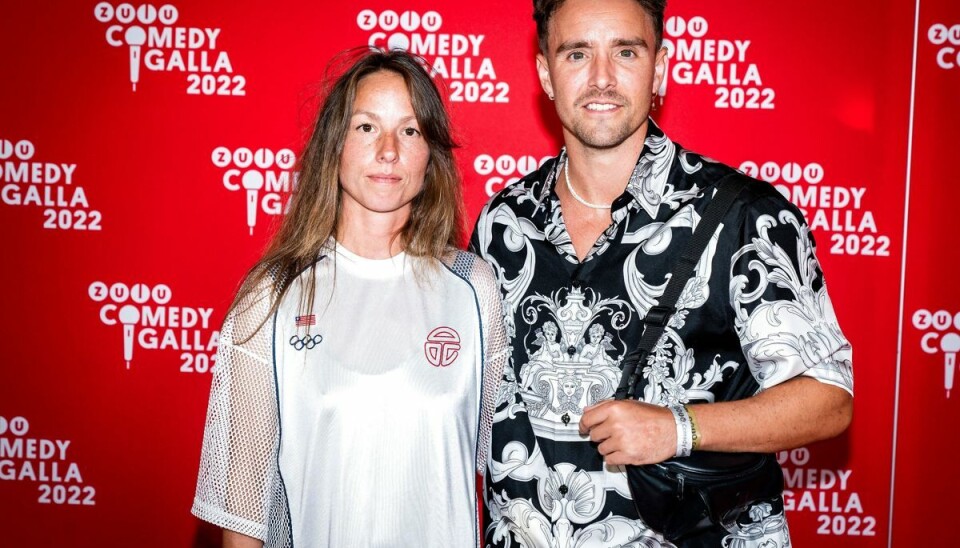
left=357, top=123, right=374, bottom=132
left=402, top=127, right=421, bottom=137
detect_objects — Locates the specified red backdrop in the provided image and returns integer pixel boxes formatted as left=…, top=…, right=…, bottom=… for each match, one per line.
left=1, top=1, right=957, bottom=546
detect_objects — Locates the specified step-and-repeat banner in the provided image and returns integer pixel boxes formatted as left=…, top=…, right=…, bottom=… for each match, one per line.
left=1, top=1, right=957, bottom=546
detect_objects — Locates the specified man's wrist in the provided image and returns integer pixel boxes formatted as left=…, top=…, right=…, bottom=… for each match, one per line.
left=684, top=404, right=702, bottom=451
left=668, top=404, right=693, bottom=457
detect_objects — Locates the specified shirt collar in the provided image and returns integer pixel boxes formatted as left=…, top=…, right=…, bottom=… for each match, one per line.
left=539, top=118, right=680, bottom=220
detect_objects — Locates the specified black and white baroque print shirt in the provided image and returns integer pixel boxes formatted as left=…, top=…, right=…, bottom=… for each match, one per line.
left=470, top=120, right=853, bottom=548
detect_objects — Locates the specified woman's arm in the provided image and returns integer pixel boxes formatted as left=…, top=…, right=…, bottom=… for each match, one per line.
left=223, top=529, right=264, bottom=548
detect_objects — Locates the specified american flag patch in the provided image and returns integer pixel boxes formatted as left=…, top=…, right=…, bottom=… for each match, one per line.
left=295, top=315, right=316, bottom=327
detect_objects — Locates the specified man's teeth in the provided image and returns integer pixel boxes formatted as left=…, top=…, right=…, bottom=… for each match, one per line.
left=585, top=103, right=616, bottom=111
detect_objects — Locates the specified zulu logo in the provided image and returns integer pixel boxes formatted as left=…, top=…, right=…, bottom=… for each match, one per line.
left=289, top=334, right=323, bottom=351
left=929, top=23, right=960, bottom=69
left=212, top=146, right=297, bottom=235
left=913, top=309, right=960, bottom=398
left=357, top=9, right=510, bottom=103
left=88, top=281, right=218, bottom=371
left=661, top=15, right=776, bottom=110
left=424, top=326, right=460, bottom=367
left=93, top=2, right=246, bottom=96
left=1, top=138, right=100, bottom=231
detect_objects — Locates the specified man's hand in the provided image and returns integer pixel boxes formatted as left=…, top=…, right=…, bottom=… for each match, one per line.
left=579, top=400, right=676, bottom=466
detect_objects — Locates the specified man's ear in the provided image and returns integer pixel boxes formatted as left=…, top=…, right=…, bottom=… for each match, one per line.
left=652, top=46, right=669, bottom=96
left=536, top=53, right=555, bottom=99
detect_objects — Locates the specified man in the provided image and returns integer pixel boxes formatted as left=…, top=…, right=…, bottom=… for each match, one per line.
left=470, top=0, right=854, bottom=546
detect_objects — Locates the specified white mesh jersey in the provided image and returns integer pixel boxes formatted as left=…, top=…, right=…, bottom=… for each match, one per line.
left=192, top=245, right=508, bottom=547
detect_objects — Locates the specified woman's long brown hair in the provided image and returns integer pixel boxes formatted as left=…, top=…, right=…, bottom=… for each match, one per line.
left=229, top=49, right=463, bottom=332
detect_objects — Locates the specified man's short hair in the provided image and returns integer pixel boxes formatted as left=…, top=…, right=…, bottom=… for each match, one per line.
left=533, top=0, right=667, bottom=53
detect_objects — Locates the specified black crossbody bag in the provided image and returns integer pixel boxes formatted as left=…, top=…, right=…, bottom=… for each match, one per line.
left=612, top=176, right=784, bottom=542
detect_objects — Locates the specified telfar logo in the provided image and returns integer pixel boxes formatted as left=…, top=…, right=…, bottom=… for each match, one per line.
left=93, top=2, right=245, bottom=96
left=912, top=308, right=960, bottom=398
left=424, top=326, right=460, bottom=367
left=89, top=281, right=219, bottom=373
left=211, top=146, right=297, bottom=235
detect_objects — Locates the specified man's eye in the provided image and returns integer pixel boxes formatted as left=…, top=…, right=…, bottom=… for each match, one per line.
left=568, top=51, right=585, bottom=61
left=618, top=49, right=636, bottom=58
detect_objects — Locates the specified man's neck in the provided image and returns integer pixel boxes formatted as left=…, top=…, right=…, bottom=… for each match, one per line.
left=556, top=123, right=650, bottom=262
left=562, top=125, right=648, bottom=204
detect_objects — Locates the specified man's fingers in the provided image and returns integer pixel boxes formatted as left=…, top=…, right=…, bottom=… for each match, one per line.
left=603, top=451, right=628, bottom=466
left=597, top=438, right=618, bottom=456
left=588, top=422, right=613, bottom=444
left=579, top=399, right=615, bottom=435
left=583, top=399, right=615, bottom=413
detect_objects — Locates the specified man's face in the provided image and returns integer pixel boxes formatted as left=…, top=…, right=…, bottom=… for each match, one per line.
left=537, top=0, right=667, bottom=151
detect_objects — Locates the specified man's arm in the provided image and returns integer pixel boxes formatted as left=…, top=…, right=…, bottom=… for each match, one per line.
left=693, top=376, right=851, bottom=452
left=580, top=377, right=852, bottom=466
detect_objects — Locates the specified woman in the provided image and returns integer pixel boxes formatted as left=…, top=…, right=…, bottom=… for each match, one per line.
left=191, top=49, right=507, bottom=548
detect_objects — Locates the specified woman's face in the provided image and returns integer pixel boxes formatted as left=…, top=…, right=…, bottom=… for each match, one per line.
left=338, top=70, right=430, bottom=224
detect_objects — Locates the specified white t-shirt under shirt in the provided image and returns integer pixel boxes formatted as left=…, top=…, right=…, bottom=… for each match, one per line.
left=192, top=244, right=507, bottom=547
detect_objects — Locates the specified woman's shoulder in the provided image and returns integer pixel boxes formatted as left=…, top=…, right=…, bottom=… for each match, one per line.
left=439, top=248, right=500, bottom=295
left=227, top=255, right=328, bottom=340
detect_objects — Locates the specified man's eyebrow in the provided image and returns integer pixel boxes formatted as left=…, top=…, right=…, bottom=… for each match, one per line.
left=554, top=37, right=650, bottom=55
left=613, top=37, right=650, bottom=49
left=555, top=40, right=591, bottom=55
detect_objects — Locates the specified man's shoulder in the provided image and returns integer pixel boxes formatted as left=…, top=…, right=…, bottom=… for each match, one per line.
left=681, top=154, right=798, bottom=214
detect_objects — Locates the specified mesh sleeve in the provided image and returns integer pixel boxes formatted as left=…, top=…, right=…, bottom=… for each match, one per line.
left=444, top=251, right=509, bottom=474
left=192, top=280, right=290, bottom=544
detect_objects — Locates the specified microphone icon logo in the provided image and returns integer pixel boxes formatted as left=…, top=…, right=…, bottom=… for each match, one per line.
left=124, top=26, right=147, bottom=91
left=241, top=170, right=265, bottom=235
left=118, top=304, right=141, bottom=369
left=940, top=333, right=960, bottom=398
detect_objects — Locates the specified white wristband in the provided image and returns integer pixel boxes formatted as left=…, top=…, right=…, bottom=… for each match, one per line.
left=668, top=404, right=693, bottom=458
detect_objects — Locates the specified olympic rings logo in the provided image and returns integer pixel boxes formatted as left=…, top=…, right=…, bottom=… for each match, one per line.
left=289, top=334, right=323, bottom=351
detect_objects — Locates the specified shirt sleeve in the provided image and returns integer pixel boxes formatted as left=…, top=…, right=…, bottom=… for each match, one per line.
left=468, top=229, right=551, bottom=547
left=729, top=193, right=854, bottom=395
left=191, top=280, right=281, bottom=541
left=470, top=256, right=511, bottom=475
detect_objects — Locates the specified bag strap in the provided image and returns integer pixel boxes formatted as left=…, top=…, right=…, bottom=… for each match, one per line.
left=614, top=175, right=746, bottom=400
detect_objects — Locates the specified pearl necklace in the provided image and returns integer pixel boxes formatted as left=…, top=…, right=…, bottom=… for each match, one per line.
left=564, top=162, right=611, bottom=209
